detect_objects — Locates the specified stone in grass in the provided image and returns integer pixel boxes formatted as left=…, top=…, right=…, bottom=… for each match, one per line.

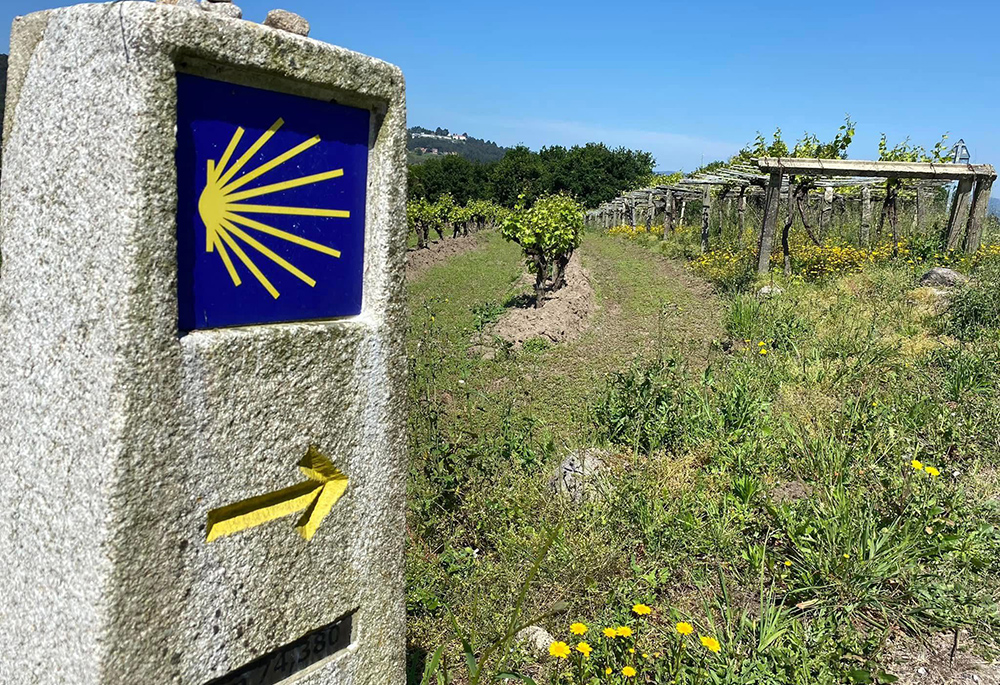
left=200, top=1, right=242, bottom=18
left=919, top=267, right=968, bottom=288
left=757, top=284, right=784, bottom=298
left=515, top=625, right=556, bottom=660
left=548, top=448, right=608, bottom=504
left=263, top=9, right=310, bottom=36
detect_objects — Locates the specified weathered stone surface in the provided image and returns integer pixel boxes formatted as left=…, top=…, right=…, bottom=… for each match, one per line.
left=201, top=0, right=242, bottom=18
left=758, top=284, right=784, bottom=297
left=0, top=53, right=7, bottom=177
left=549, top=448, right=608, bottom=503
left=516, top=625, right=556, bottom=660
left=919, top=267, right=968, bottom=288
left=264, top=8, right=310, bottom=36
left=0, top=4, right=408, bottom=685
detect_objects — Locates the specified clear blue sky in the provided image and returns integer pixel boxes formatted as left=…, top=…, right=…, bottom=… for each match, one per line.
left=3, top=0, right=1000, bottom=174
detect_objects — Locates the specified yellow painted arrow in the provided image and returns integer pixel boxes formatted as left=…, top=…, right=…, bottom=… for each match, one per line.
left=206, top=447, right=348, bottom=543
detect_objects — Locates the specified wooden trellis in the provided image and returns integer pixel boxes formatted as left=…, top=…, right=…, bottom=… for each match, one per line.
left=754, top=158, right=996, bottom=273
left=586, top=156, right=997, bottom=275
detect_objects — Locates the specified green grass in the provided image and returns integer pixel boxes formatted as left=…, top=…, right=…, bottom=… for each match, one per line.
left=405, top=228, right=1000, bottom=684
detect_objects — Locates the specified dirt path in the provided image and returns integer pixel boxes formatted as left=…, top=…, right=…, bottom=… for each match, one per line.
left=490, top=252, right=595, bottom=347
left=405, top=233, right=488, bottom=281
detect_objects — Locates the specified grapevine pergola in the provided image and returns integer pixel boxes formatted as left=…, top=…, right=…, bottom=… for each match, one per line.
left=587, top=158, right=997, bottom=274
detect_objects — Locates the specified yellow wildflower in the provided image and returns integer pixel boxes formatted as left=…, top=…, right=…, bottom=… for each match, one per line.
left=616, top=626, right=633, bottom=638
left=925, top=466, right=940, bottom=477
left=911, top=460, right=924, bottom=470
left=602, top=628, right=617, bottom=639
left=843, top=553, right=851, bottom=559
left=784, top=560, right=792, bottom=567
left=622, top=666, right=637, bottom=678
left=629, top=648, right=635, bottom=654
left=570, top=622, right=588, bottom=635
left=700, top=635, right=721, bottom=653
left=548, top=641, right=571, bottom=659
left=759, top=348, right=768, bottom=355
left=605, top=668, right=613, bottom=675
left=632, top=603, right=652, bottom=616
left=576, top=642, right=592, bottom=657
left=675, top=622, right=694, bottom=635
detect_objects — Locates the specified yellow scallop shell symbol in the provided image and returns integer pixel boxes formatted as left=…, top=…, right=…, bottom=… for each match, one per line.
left=198, top=118, right=349, bottom=299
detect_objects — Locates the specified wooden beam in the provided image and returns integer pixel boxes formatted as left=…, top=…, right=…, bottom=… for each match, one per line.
left=664, top=191, right=675, bottom=234
left=757, top=157, right=996, bottom=181
left=964, top=176, right=994, bottom=253
left=701, top=187, right=711, bottom=253
left=860, top=185, right=871, bottom=247
left=946, top=179, right=974, bottom=250
left=757, top=171, right=782, bottom=274
left=736, top=186, right=747, bottom=249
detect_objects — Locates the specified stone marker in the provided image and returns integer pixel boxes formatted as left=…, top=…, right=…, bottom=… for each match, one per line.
left=0, top=3, right=407, bottom=685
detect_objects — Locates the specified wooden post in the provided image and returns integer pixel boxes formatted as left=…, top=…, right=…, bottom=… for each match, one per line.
left=946, top=178, right=974, bottom=250
left=914, top=187, right=925, bottom=234
left=645, top=192, right=653, bottom=233
left=736, top=186, right=747, bottom=249
left=628, top=199, right=636, bottom=230
left=757, top=171, right=782, bottom=274
left=701, top=187, right=711, bottom=253
left=665, top=191, right=675, bottom=234
left=820, top=187, right=833, bottom=238
left=963, top=175, right=995, bottom=253
left=679, top=198, right=687, bottom=224
left=860, top=185, right=872, bottom=247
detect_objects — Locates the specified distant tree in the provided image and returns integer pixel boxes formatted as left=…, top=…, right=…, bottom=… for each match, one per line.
left=489, top=146, right=546, bottom=207
left=500, top=193, right=584, bottom=307
left=407, top=141, right=655, bottom=209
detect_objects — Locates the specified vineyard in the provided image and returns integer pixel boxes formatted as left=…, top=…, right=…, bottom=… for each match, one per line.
left=404, top=124, right=1000, bottom=685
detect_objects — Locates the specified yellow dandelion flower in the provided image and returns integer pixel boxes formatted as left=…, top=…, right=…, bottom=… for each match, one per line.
left=576, top=642, right=593, bottom=657
left=603, top=628, right=617, bottom=639
left=632, top=603, right=652, bottom=616
left=759, top=348, right=768, bottom=355
left=605, top=667, right=613, bottom=675
left=925, top=466, right=940, bottom=477
left=622, top=666, right=637, bottom=678
left=784, top=560, right=792, bottom=567
left=843, top=553, right=851, bottom=559
left=570, top=622, right=588, bottom=635
left=675, top=622, right=694, bottom=635
left=911, top=460, right=924, bottom=470
left=548, top=641, right=571, bottom=659
left=616, top=626, right=633, bottom=638
left=628, top=647, right=635, bottom=654
left=700, top=635, right=721, bottom=653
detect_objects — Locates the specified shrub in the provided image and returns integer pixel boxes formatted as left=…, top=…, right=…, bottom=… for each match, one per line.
left=592, top=357, right=704, bottom=455
left=501, top=193, right=584, bottom=307
left=945, top=262, right=1000, bottom=340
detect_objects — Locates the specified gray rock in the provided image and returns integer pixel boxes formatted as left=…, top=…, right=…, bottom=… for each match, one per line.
left=516, top=625, right=556, bottom=660
left=264, top=9, right=310, bottom=36
left=201, top=0, right=242, bottom=18
left=758, top=285, right=784, bottom=298
left=549, top=448, right=608, bottom=503
left=919, top=267, right=968, bottom=288
left=157, top=0, right=201, bottom=6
